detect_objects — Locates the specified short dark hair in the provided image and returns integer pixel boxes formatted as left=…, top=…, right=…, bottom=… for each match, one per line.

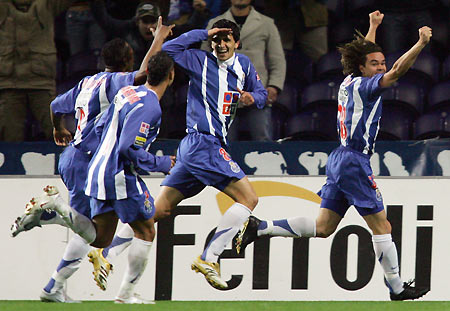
left=101, top=38, right=132, bottom=69
left=147, top=51, right=174, bottom=86
left=337, top=31, right=383, bottom=76
left=211, top=19, right=240, bottom=43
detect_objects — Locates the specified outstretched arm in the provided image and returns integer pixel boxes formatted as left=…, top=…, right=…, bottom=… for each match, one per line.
left=365, top=10, right=384, bottom=43
left=134, top=16, right=176, bottom=85
left=380, top=26, right=432, bottom=88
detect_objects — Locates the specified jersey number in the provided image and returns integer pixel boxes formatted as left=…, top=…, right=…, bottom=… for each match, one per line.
left=338, top=103, right=348, bottom=140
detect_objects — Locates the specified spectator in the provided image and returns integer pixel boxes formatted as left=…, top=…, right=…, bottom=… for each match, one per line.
left=0, top=0, right=74, bottom=142
left=202, top=0, right=286, bottom=141
left=65, top=1, right=106, bottom=56
left=264, top=0, right=328, bottom=63
left=375, top=0, right=438, bottom=54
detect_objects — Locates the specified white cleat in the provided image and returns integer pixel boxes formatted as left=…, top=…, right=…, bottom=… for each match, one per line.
left=10, top=202, right=44, bottom=237
left=39, top=289, right=81, bottom=303
left=114, top=294, right=155, bottom=304
left=87, top=248, right=113, bottom=291
left=191, top=256, right=228, bottom=289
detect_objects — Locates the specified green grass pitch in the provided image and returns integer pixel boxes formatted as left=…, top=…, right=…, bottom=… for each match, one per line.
left=1, top=301, right=449, bottom=311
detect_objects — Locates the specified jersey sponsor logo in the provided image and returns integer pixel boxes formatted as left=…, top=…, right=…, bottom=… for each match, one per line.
left=229, top=161, right=241, bottom=173
left=134, top=136, right=147, bottom=147
left=219, top=148, right=231, bottom=161
left=139, top=122, right=150, bottom=136
left=222, top=92, right=240, bottom=116
left=77, top=108, right=85, bottom=131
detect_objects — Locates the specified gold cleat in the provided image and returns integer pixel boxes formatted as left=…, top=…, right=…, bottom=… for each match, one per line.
left=191, top=256, right=228, bottom=289
left=88, top=248, right=113, bottom=291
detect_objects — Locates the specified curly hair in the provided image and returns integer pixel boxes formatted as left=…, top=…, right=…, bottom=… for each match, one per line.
left=146, top=51, right=174, bottom=86
left=337, top=31, right=383, bottom=76
left=101, top=38, right=132, bottom=70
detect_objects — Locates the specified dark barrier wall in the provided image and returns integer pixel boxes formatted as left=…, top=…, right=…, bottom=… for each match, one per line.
left=0, top=139, right=449, bottom=176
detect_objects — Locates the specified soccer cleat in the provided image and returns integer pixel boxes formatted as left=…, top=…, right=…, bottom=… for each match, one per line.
left=10, top=202, right=44, bottom=237
left=87, top=248, right=113, bottom=291
left=191, top=256, right=228, bottom=289
left=390, top=279, right=430, bottom=301
left=39, top=289, right=81, bottom=303
left=235, top=215, right=261, bottom=254
left=114, top=293, right=155, bottom=304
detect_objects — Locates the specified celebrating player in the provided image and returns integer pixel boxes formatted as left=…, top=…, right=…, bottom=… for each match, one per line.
left=235, top=11, right=431, bottom=301
left=151, top=19, right=267, bottom=289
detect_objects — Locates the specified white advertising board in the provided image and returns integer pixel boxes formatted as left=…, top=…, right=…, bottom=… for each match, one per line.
left=1, top=176, right=449, bottom=301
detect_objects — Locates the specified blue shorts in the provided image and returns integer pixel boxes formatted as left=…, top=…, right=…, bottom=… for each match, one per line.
left=318, top=146, right=384, bottom=217
left=161, top=132, right=245, bottom=198
left=58, top=145, right=91, bottom=218
left=90, top=184, right=155, bottom=224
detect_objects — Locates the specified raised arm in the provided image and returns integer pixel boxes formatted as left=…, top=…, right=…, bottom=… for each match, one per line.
left=380, top=26, right=432, bottom=88
left=162, top=28, right=230, bottom=71
left=365, top=10, right=384, bottom=43
left=134, top=16, right=175, bottom=85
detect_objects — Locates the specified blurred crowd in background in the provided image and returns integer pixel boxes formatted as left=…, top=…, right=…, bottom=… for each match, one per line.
left=1, top=0, right=450, bottom=143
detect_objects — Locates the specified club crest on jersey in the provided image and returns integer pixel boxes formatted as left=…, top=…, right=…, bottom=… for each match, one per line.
left=134, top=136, right=147, bottom=147
left=229, top=161, right=240, bottom=173
left=144, top=190, right=153, bottom=212
left=375, top=188, right=383, bottom=201
left=139, top=122, right=150, bottom=136
left=219, top=148, right=231, bottom=161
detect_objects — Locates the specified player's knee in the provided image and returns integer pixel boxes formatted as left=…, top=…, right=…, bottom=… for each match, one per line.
left=315, top=225, right=336, bottom=238
left=154, top=200, right=172, bottom=221
left=242, top=194, right=258, bottom=210
left=91, top=235, right=113, bottom=248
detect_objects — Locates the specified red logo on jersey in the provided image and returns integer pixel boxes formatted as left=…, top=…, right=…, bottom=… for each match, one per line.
left=139, top=122, right=150, bottom=135
left=368, top=174, right=378, bottom=189
left=223, top=104, right=231, bottom=115
left=219, top=148, right=231, bottom=161
left=223, top=92, right=232, bottom=103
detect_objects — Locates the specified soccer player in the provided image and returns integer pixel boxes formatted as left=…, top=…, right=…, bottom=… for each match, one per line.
left=235, top=12, right=432, bottom=301
left=36, top=50, right=176, bottom=303
left=10, top=18, right=175, bottom=303
left=154, top=19, right=267, bottom=289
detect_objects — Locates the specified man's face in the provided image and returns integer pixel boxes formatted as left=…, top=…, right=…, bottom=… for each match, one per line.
left=359, top=52, right=386, bottom=77
left=137, top=15, right=157, bottom=41
left=231, top=0, right=251, bottom=8
left=211, top=33, right=239, bottom=61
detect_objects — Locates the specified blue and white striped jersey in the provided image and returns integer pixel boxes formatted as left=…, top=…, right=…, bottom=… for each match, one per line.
left=50, top=71, right=137, bottom=154
left=337, top=74, right=386, bottom=155
left=162, top=29, right=267, bottom=145
left=85, top=85, right=171, bottom=200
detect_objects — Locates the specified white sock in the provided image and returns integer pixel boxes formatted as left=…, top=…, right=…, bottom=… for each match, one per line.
left=103, top=225, right=134, bottom=262
left=116, top=238, right=152, bottom=299
left=202, top=203, right=251, bottom=262
left=43, top=234, right=91, bottom=293
left=372, top=234, right=404, bottom=294
left=53, top=195, right=96, bottom=243
left=258, top=217, right=316, bottom=238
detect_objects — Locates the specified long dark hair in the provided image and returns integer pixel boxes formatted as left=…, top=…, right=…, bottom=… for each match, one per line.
left=337, top=30, right=383, bottom=76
